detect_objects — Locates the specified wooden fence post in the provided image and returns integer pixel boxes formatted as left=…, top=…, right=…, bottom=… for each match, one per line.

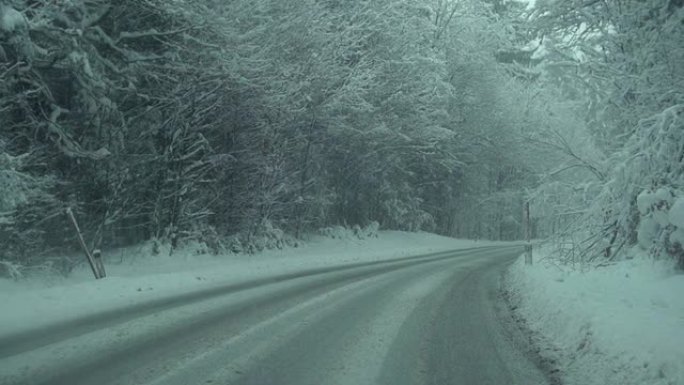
left=65, top=207, right=101, bottom=279
left=524, top=201, right=533, bottom=265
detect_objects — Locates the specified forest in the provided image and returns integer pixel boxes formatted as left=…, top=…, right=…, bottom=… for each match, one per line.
left=1, top=0, right=682, bottom=273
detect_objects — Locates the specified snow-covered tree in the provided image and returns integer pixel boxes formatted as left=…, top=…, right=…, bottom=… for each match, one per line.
left=522, top=0, right=684, bottom=267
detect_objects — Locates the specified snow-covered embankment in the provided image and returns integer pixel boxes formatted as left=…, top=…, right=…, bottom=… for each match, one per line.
left=505, top=248, right=684, bottom=385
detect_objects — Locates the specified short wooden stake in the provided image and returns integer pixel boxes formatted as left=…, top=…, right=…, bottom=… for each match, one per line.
left=93, top=249, right=106, bottom=278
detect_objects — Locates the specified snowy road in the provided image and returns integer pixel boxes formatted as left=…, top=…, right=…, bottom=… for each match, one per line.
left=0, top=246, right=548, bottom=385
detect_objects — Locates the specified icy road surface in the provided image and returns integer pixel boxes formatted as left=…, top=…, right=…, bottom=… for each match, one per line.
left=0, top=246, right=548, bottom=385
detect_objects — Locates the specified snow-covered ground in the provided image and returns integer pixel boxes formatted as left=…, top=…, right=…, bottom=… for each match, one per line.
left=0, top=231, right=499, bottom=338
left=506, top=246, right=684, bottom=385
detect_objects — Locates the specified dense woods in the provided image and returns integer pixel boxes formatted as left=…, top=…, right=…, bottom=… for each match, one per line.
left=0, top=0, right=533, bottom=267
left=522, top=0, right=684, bottom=269
left=1, top=0, right=682, bottom=271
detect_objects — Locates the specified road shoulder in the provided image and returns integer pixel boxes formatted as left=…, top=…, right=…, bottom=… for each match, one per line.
left=502, top=251, right=684, bottom=385
left=499, top=262, right=563, bottom=385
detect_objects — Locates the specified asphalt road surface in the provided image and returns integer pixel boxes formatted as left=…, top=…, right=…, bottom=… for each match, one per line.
left=0, top=246, right=549, bottom=385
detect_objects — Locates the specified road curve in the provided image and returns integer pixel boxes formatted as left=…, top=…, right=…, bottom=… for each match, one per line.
left=0, top=246, right=549, bottom=385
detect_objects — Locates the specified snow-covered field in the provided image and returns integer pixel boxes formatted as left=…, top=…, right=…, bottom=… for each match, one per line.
left=506, top=246, right=684, bottom=385
left=0, top=231, right=498, bottom=338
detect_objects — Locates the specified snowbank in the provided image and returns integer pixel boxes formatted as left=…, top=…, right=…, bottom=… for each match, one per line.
left=0, top=231, right=498, bottom=337
left=506, top=247, right=684, bottom=385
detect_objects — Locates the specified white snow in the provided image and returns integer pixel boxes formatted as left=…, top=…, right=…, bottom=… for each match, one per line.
left=637, top=189, right=673, bottom=216
left=669, top=197, right=684, bottom=229
left=0, top=231, right=501, bottom=338
left=666, top=195, right=684, bottom=248
left=636, top=189, right=683, bottom=249
left=637, top=216, right=660, bottom=249
left=0, top=5, right=25, bottom=32
left=636, top=190, right=654, bottom=215
left=507, top=246, right=684, bottom=385
left=670, top=229, right=684, bottom=248
left=655, top=188, right=673, bottom=205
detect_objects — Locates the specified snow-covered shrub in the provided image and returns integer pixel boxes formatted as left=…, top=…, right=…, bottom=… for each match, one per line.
left=667, top=197, right=684, bottom=267
left=148, top=238, right=172, bottom=257
left=636, top=188, right=675, bottom=250
left=352, top=224, right=363, bottom=238
left=669, top=198, right=684, bottom=242
left=242, top=220, right=297, bottom=254
left=635, top=188, right=684, bottom=268
left=364, top=221, right=380, bottom=238
left=226, top=236, right=244, bottom=254
left=318, top=225, right=350, bottom=239
left=630, top=106, right=684, bottom=268
left=171, top=225, right=224, bottom=256
left=318, top=222, right=380, bottom=240
left=381, top=197, right=435, bottom=232
left=589, top=105, right=684, bottom=268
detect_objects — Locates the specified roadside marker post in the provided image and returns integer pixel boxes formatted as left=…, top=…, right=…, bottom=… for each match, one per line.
left=523, top=201, right=533, bottom=265
left=93, top=249, right=106, bottom=278
left=65, top=207, right=102, bottom=279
